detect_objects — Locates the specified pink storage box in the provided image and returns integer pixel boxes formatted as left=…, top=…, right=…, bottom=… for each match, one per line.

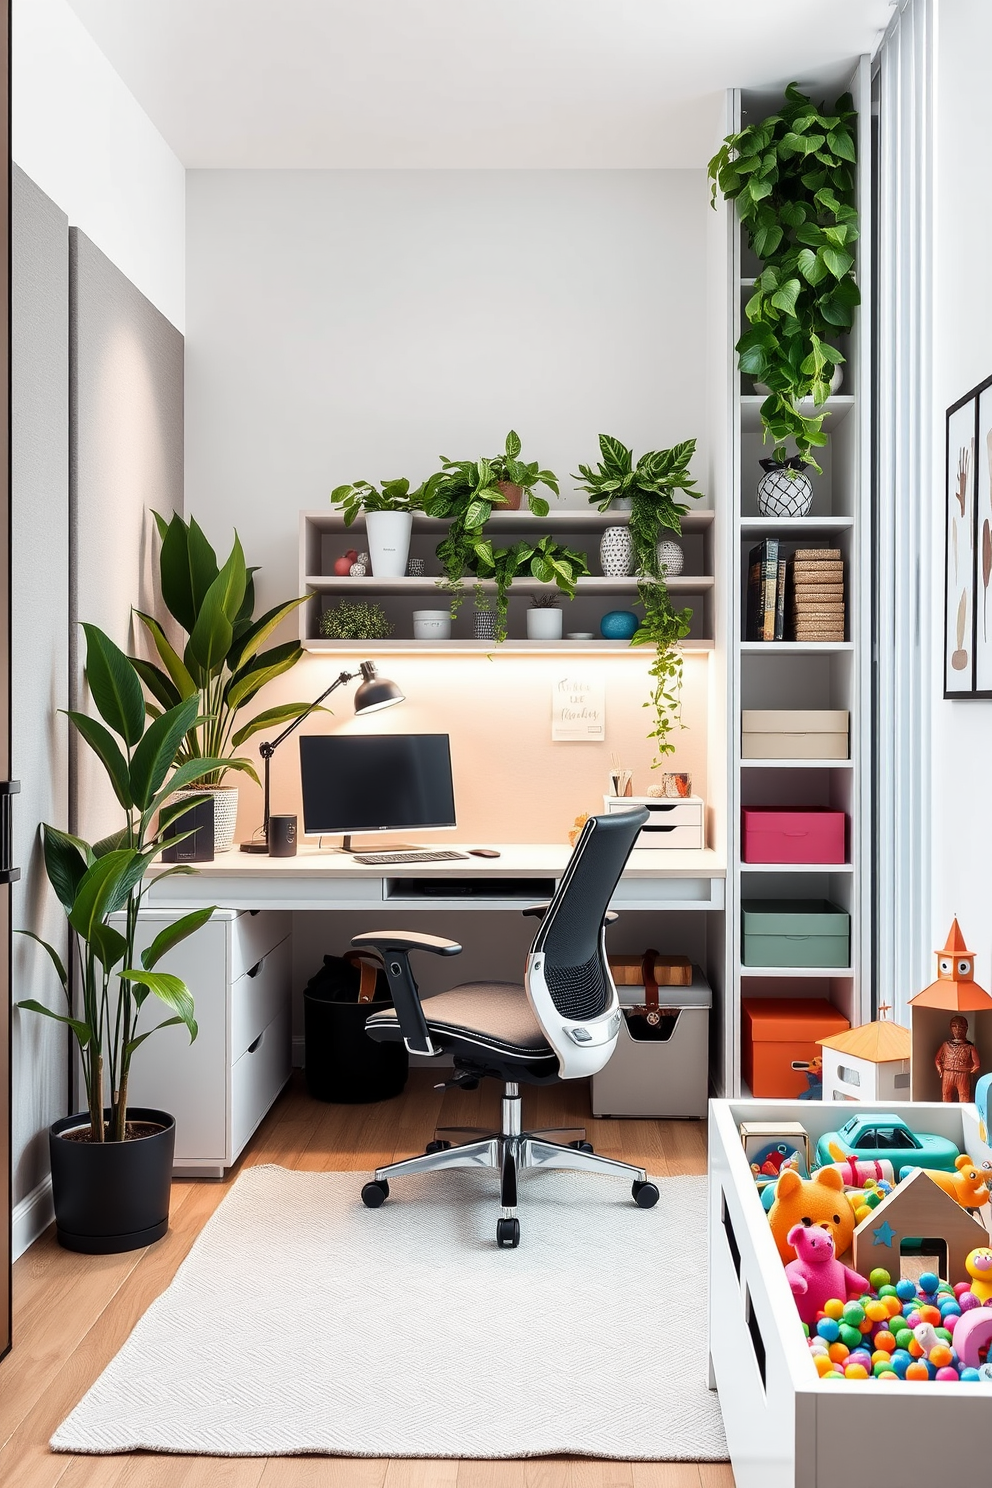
left=741, top=808, right=846, bottom=864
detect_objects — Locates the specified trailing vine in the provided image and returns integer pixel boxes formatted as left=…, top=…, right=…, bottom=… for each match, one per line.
left=707, top=82, right=860, bottom=470
left=632, top=581, right=692, bottom=760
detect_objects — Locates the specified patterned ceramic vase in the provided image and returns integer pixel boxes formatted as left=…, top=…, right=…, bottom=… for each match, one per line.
left=756, top=459, right=814, bottom=518
left=656, top=539, right=684, bottom=577
left=599, top=526, right=633, bottom=577
left=473, top=608, right=497, bottom=641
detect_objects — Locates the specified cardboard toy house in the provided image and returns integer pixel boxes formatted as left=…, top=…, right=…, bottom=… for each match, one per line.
left=851, top=1166, right=990, bottom=1281
left=909, top=920, right=992, bottom=1102
left=817, top=1020, right=912, bottom=1102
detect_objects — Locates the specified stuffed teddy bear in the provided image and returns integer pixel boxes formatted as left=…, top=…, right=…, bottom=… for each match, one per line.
left=785, top=1222, right=869, bottom=1324
left=768, top=1165, right=858, bottom=1264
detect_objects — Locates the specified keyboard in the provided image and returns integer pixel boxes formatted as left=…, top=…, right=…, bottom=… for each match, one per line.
left=352, top=849, right=470, bottom=865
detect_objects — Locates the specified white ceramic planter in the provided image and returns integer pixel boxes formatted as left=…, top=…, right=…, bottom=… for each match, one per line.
left=412, top=609, right=451, bottom=640
left=526, top=607, right=563, bottom=640
left=364, top=510, right=413, bottom=578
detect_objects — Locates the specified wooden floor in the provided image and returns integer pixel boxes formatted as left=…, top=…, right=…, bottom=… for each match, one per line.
left=1, top=1071, right=733, bottom=1488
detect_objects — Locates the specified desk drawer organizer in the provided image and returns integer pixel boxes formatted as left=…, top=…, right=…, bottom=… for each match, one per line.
left=741, top=808, right=846, bottom=864
left=741, top=898, right=850, bottom=967
left=108, top=907, right=292, bottom=1175
left=591, top=966, right=711, bottom=1118
left=709, top=1099, right=992, bottom=1488
left=741, top=709, right=849, bottom=759
left=603, top=794, right=704, bottom=849
left=741, top=996, right=849, bottom=1098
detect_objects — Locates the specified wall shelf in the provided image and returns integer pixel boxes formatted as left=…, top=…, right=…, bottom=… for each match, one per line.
left=740, top=758, right=854, bottom=770
left=302, top=638, right=716, bottom=656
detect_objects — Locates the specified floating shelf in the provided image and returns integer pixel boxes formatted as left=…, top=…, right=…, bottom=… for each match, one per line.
left=739, top=966, right=855, bottom=979
left=739, top=516, right=855, bottom=535
left=302, top=638, right=717, bottom=656
left=303, top=575, right=716, bottom=595
left=740, top=395, right=855, bottom=434
left=740, top=862, right=854, bottom=874
left=302, top=508, right=717, bottom=536
left=740, top=758, right=854, bottom=770
left=740, top=641, right=853, bottom=654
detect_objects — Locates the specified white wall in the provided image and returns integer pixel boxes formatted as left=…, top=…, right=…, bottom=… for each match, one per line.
left=12, top=0, right=185, bottom=331
left=930, top=0, right=992, bottom=983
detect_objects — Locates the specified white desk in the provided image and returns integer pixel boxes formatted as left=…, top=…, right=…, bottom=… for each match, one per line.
left=145, top=843, right=727, bottom=912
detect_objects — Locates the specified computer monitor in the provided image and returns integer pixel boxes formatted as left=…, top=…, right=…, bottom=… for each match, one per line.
left=299, top=733, right=456, bottom=848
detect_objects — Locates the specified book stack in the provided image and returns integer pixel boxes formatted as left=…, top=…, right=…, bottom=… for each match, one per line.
left=789, top=548, right=845, bottom=641
left=745, top=539, right=786, bottom=641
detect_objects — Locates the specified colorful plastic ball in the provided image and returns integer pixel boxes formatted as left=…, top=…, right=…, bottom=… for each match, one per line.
left=889, top=1350, right=912, bottom=1377
left=936, top=1367, right=960, bottom=1382
left=865, top=1299, right=888, bottom=1323
left=939, top=1298, right=961, bottom=1317
left=848, top=1350, right=872, bottom=1368
left=935, top=1327, right=953, bottom=1345
left=919, top=1304, right=942, bottom=1326
left=871, top=1349, right=893, bottom=1368
left=918, top=1272, right=940, bottom=1295
left=929, top=1345, right=954, bottom=1369
left=874, top=1330, right=897, bottom=1353
left=822, top=1298, right=845, bottom=1320
left=816, top=1318, right=841, bottom=1342
left=842, top=1302, right=866, bottom=1325
left=896, top=1279, right=918, bottom=1301
left=839, top=1324, right=863, bottom=1350
left=960, top=1367, right=982, bottom=1382
left=828, top=1342, right=850, bottom=1364
left=844, top=1363, right=870, bottom=1379
left=954, top=1281, right=972, bottom=1298
left=905, top=1361, right=930, bottom=1380
left=870, top=1267, right=892, bottom=1290
left=883, top=1295, right=903, bottom=1319
left=908, top=1338, right=925, bottom=1358
left=894, top=1328, right=914, bottom=1350
left=813, top=1353, right=835, bottom=1377
left=943, top=1314, right=959, bottom=1336
left=878, top=1283, right=898, bottom=1298
left=821, top=1371, right=844, bottom=1380
left=877, top=1370, right=900, bottom=1381
left=959, top=1291, right=980, bottom=1311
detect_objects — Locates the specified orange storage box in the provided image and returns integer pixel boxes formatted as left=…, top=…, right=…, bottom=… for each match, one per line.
left=742, top=997, right=850, bottom=1098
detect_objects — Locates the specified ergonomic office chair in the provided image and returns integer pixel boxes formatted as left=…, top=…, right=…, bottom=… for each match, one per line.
left=354, top=808, right=659, bottom=1247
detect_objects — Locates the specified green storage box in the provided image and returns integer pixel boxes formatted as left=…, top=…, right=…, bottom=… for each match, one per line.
left=741, top=898, right=850, bottom=968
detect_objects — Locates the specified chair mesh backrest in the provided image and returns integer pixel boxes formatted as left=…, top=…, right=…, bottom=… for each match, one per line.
left=531, top=809, right=648, bottom=1021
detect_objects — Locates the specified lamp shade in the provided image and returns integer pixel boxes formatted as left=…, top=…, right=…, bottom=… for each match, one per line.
left=354, top=662, right=404, bottom=715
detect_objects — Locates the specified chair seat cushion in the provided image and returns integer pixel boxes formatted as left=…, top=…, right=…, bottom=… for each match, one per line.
left=366, top=981, right=554, bottom=1061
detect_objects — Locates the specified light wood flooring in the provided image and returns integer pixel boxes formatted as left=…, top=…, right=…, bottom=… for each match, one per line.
left=1, top=1071, right=733, bottom=1488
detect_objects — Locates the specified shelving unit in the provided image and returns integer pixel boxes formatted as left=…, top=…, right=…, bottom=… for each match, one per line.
left=724, top=61, right=873, bottom=1094
left=299, top=508, right=716, bottom=653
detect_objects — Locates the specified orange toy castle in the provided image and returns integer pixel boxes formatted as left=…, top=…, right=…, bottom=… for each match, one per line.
left=909, top=919, right=992, bottom=1102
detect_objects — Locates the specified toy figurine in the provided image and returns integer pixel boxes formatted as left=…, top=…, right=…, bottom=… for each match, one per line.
left=784, top=1222, right=869, bottom=1325
left=934, top=1014, right=981, bottom=1102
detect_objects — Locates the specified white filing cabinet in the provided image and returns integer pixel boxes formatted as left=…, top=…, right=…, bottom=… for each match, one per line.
left=109, top=908, right=293, bottom=1176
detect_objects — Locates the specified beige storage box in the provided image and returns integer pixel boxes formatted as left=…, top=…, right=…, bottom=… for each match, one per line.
left=591, top=967, right=711, bottom=1118
left=602, top=795, right=704, bottom=849
left=741, top=709, right=849, bottom=760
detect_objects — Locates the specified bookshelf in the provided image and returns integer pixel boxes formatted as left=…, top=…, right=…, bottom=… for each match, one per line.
left=724, top=59, right=874, bottom=1095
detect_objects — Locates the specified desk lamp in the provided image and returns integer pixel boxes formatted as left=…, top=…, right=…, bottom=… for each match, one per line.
left=239, top=661, right=404, bottom=854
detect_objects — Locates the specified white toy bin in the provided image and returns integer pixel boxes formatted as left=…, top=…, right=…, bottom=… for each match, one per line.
left=708, top=1098, right=992, bottom=1488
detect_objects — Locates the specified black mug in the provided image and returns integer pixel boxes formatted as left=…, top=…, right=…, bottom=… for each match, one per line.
left=268, top=814, right=297, bottom=857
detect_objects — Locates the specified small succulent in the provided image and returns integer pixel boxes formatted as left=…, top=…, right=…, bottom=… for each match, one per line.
left=530, top=591, right=562, bottom=609
left=319, top=600, right=393, bottom=641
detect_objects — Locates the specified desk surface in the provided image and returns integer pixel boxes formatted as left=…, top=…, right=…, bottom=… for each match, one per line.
left=145, top=844, right=726, bottom=912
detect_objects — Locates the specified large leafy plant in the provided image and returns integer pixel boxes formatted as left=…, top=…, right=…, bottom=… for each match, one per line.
left=329, top=477, right=422, bottom=526
left=132, top=514, right=313, bottom=786
left=575, top=434, right=702, bottom=762
left=707, top=82, right=859, bottom=469
left=16, top=626, right=224, bottom=1142
left=422, top=431, right=558, bottom=605
left=473, top=535, right=590, bottom=643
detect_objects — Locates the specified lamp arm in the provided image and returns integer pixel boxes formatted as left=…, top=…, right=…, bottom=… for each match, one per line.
left=260, top=669, right=360, bottom=759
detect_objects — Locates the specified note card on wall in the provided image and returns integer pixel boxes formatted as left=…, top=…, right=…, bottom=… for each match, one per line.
left=552, top=672, right=606, bottom=741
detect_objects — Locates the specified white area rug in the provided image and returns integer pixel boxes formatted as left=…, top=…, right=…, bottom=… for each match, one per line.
left=52, top=1164, right=727, bottom=1461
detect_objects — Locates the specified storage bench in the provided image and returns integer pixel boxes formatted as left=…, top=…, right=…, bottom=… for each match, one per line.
left=709, top=1098, right=992, bottom=1488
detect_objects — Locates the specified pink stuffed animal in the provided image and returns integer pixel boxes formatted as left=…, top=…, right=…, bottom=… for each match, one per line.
left=784, top=1221, right=870, bottom=1325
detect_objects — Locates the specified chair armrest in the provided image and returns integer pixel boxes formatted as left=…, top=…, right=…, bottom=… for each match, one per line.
left=522, top=903, right=618, bottom=924
left=352, top=930, right=462, bottom=956
left=350, top=930, right=461, bottom=1057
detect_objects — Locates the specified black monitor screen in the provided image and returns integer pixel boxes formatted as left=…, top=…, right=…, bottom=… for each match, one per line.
left=299, top=733, right=456, bottom=835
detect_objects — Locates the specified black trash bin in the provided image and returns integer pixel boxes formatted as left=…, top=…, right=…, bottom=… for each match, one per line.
left=304, top=950, right=409, bottom=1103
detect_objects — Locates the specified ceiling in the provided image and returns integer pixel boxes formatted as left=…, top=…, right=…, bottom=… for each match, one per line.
left=66, top=0, right=894, bottom=169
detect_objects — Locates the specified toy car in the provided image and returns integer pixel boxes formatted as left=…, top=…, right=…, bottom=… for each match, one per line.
left=815, top=1113, right=961, bottom=1174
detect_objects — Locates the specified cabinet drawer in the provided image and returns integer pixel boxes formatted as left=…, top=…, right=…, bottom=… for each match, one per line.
left=230, top=1002, right=292, bottom=1161
left=231, top=910, right=292, bottom=982
left=231, top=935, right=291, bottom=1063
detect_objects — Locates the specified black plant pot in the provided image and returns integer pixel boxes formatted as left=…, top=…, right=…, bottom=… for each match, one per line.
left=49, top=1108, right=176, bottom=1254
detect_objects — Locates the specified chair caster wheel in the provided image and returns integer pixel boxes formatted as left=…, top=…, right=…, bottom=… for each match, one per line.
left=569, top=1140, right=594, bottom=1153
left=632, top=1180, right=659, bottom=1209
left=425, top=1140, right=452, bottom=1154
left=361, top=1180, right=389, bottom=1208
left=496, top=1217, right=520, bottom=1248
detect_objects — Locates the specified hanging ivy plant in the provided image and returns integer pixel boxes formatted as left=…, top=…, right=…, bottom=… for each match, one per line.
left=707, top=82, right=860, bottom=470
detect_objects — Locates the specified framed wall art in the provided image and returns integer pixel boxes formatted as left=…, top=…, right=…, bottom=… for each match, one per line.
left=944, top=390, right=977, bottom=694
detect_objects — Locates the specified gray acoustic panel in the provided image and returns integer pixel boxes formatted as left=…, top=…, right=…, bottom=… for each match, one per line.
left=68, top=228, right=184, bottom=844
left=10, top=167, right=70, bottom=1215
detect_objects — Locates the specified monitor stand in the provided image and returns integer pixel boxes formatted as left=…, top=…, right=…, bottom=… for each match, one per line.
left=340, top=835, right=420, bottom=854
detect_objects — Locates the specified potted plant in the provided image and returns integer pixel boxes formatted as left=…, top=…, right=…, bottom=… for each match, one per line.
left=575, top=435, right=702, bottom=761
left=474, top=534, right=590, bottom=643
left=707, top=82, right=859, bottom=471
left=421, top=432, right=558, bottom=611
left=330, top=477, right=422, bottom=578
left=131, top=513, right=313, bottom=852
left=526, top=591, right=563, bottom=641
left=318, top=599, right=393, bottom=640
left=16, top=625, right=227, bottom=1252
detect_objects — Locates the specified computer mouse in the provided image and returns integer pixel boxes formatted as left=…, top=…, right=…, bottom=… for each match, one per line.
left=468, top=848, right=501, bottom=858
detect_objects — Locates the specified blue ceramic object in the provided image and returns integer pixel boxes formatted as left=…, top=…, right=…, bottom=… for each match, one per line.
left=600, top=610, right=639, bottom=640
